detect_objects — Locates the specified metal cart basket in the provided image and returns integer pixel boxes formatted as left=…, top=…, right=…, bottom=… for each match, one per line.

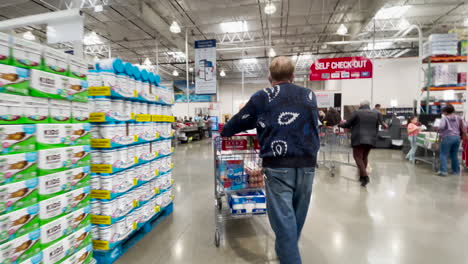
left=318, top=126, right=356, bottom=176
left=213, top=135, right=267, bottom=247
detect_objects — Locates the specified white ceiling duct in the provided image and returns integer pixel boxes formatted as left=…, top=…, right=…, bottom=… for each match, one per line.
left=374, top=5, right=411, bottom=20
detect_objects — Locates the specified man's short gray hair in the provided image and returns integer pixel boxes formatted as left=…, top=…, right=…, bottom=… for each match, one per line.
left=360, top=100, right=370, bottom=107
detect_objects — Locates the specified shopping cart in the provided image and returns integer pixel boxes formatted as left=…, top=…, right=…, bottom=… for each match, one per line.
left=318, top=126, right=356, bottom=176
left=213, top=135, right=267, bottom=247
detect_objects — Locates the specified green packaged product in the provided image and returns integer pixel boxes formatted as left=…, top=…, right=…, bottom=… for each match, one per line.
left=42, top=46, right=68, bottom=76
left=69, top=186, right=91, bottom=211
left=0, top=64, right=30, bottom=96
left=70, top=205, right=91, bottom=232
left=71, top=102, right=90, bottom=123
left=37, top=146, right=89, bottom=176
left=37, top=147, right=74, bottom=175
left=36, top=123, right=91, bottom=149
left=29, top=69, right=88, bottom=102
left=0, top=204, right=40, bottom=244
left=40, top=213, right=74, bottom=249
left=38, top=166, right=90, bottom=200
left=60, top=243, right=93, bottom=264
left=0, top=229, right=42, bottom=264
left=11, top=37, right=41, bottom=69
left=36, top=123, right=73, bottom=149
left=42, top=224, right=91, bottom=264
left=68, top=224, right=92, bottom=253
left=0, top=94, right=49, bottom=124
left=0, top=124, right=36, bottom=155
left=21, top=96, right=49, bottom=124
left=0, top=152, right=37, bottom=185
left=68, top=55, right=87, bottom=80
left=49, top=99, right=72, bottom=123
left=41, top=232, right=72, bottom=264
left=459, top=40, right=468, bottom=56
left=0, top=32, right=10, bottom=65
left=70, top=123, right=91, bottom=146
left=39, top=191, right=72, bottom=224
left=0, top=177, right=38, bottom=214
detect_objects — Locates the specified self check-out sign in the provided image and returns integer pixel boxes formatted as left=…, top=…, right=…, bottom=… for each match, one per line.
left=310, top=57, right=373, bottom=81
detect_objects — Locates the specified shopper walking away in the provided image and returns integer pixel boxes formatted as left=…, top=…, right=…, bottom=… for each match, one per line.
left=339, top=100, right=380, bottom=187
left=206, top=117, right=213, bottom=138
left=221, top=56, right=319, bottom=264
left=318, top=110, right=326, bottom=124
left=437, top=104, right=464, bottom=176
left=373, top=104, right=382, bottom=113
left=324, top=107, right=341, bottom=127
left=406, top=116, right=420, bottom=162
left=197, top=115, right=205, bottom=139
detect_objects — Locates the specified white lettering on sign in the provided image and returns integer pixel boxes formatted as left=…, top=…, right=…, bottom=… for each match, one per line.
left=331, top=60, right=367, bottom=69
left=314, top=60, right=367, bottom=70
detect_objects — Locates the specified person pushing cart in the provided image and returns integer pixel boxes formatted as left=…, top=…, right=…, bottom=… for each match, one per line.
left=221, top=56, right=320, bottom=264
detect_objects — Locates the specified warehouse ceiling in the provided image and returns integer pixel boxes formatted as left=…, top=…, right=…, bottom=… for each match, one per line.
left=0, top=0, right=466, bottom=80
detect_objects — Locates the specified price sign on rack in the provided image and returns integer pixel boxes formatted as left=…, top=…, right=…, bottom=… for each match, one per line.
left=222, top=139, right=248, bottom=150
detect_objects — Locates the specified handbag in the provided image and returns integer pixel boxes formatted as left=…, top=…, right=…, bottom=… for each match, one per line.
left=458, top=117, right=468, bottom=141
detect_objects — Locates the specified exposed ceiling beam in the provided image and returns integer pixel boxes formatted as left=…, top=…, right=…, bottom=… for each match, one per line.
left=349, top=0, right=385, bottom=39
left=139, top=1, right=188, bottom=53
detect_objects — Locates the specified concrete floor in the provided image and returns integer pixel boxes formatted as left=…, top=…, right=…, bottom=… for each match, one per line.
left=116, top=139, right=468, bottom=264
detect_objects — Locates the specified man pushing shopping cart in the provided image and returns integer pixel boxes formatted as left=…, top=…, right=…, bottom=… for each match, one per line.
left=221, top=56, right=320, bottom=264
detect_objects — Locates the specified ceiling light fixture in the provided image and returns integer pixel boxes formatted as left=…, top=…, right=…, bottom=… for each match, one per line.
left=83, top=31, right=103, bottom=45
left=220, top=21, right=248, bottom=33
left=268, top=47, right=276, bottom=57
left=375, top=5, right=411, bottom=20
left=94, top=5, right=103, bottom=12
left=189, top=67, right=194, bottom=72
left=172, top=70, right=179, bottom=76
left=23, top=31, right=35, bottom=41
left=220, top=70, right=226, bottom=77
left=264, top=2, right=276, bottom=15
left=167, top=51, right=186, bottom=59
left=143, top=58, right=152, bottom=66
left=337, top=24, right=348, bottom=36
left=464, top=18, right=468, bottom=27
left=170, top=21, right=181, bottom=34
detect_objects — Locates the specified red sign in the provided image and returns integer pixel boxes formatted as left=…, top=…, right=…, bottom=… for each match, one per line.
left=222, top=139, right=248, bottom=150
left=309, top=57, right=373, bottom=81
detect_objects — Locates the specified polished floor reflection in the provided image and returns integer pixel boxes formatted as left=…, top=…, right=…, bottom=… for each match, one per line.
left=116, top=140, right=468, bottom=264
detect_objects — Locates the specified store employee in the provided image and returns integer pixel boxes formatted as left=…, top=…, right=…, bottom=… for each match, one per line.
left=221, top=56, right=320, bottom=264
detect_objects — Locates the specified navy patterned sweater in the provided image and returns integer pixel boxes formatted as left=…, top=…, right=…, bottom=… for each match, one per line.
left=221, top=82, right=320, bottom=168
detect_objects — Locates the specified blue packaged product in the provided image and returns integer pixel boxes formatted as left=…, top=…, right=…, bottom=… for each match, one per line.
left=124, top=62, right=133, bottom=76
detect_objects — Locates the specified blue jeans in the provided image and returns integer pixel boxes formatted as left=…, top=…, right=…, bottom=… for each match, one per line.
left=440, top=136, right=461, bottom=174
left=264, top=167, right=315, bottom=264
left=406, top=135, right=417, bottom=161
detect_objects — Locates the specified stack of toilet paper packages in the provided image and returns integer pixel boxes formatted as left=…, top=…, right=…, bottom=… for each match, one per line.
left=430, top=64, right=458, bottom=86
left=423, top=33, right=458, bottom=58
left=228, top=190, right=266, bottom=215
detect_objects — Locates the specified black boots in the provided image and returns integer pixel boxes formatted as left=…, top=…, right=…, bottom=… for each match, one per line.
left=359, top=176, right=370, bottom=187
